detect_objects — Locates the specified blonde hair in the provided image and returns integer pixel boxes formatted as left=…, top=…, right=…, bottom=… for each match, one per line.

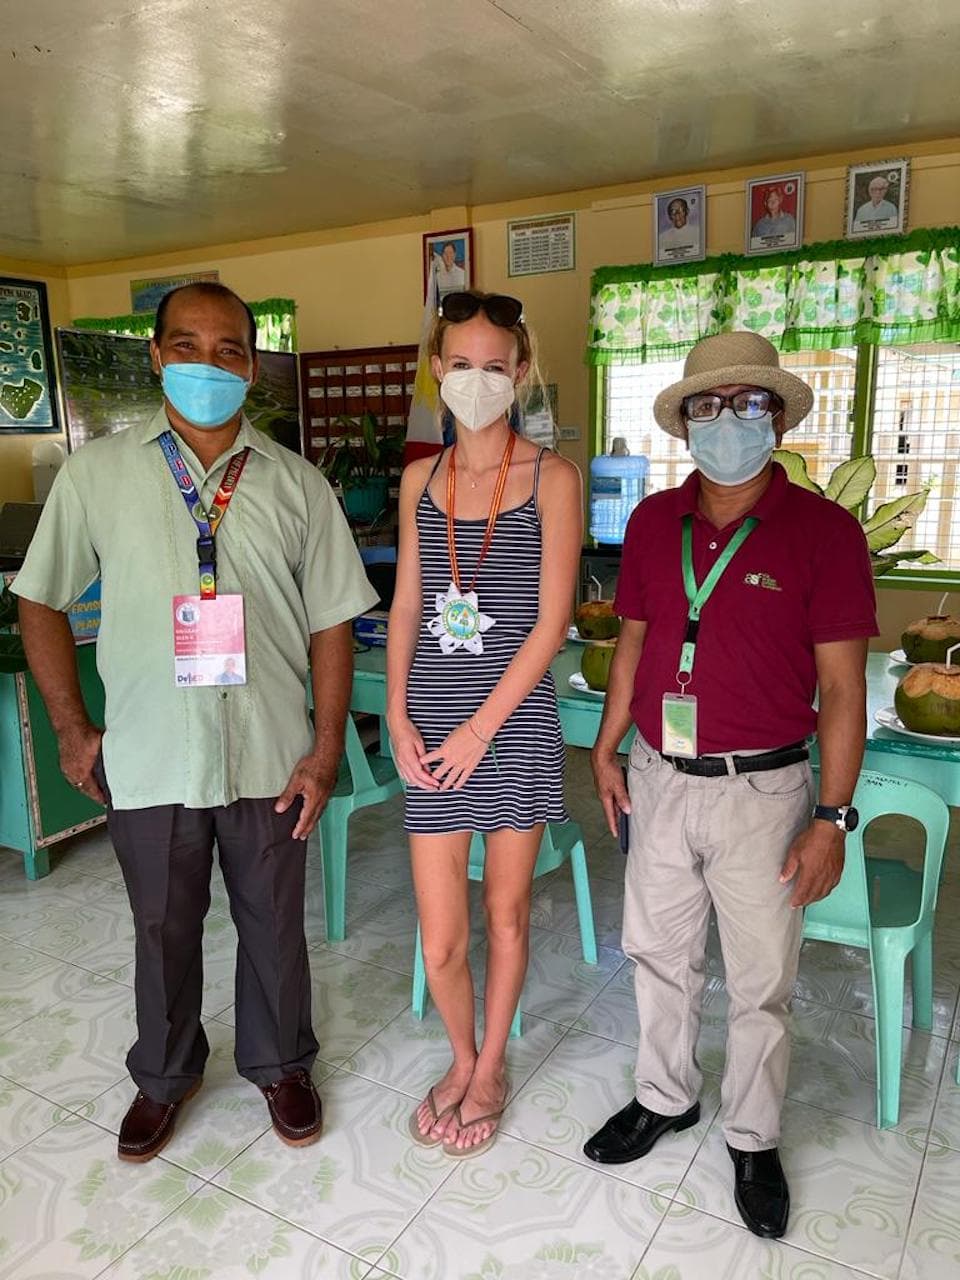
left=428, top=291, right=548, bottom=435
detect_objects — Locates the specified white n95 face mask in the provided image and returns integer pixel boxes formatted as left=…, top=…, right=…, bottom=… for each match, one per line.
left=440, top=369, right=516, bottom=432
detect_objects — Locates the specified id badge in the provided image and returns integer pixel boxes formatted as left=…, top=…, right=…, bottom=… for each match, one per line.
left=662, top=692, right=698, bottom=758
left=173, top=594, right=246, bottom=688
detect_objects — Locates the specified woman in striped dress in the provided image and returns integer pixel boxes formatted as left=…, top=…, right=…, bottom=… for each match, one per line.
left=387, top=291, right=582, bottom=1156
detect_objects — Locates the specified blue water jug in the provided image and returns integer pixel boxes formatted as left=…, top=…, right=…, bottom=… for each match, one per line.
left=589, top=439, right=648, bottom=544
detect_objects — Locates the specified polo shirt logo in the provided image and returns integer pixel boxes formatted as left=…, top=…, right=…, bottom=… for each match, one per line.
left=743, top=571, right=783, bottom=592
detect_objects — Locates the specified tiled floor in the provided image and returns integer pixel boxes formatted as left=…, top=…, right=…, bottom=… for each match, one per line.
left=1, top=748, right=958, bottom=1279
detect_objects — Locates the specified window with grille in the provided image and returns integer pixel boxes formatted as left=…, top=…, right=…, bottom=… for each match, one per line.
left=602, top=341, right=960, bottom=576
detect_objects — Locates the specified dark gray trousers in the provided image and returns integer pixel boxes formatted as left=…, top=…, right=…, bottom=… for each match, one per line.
left=96, top=760, right=317, bottom=1103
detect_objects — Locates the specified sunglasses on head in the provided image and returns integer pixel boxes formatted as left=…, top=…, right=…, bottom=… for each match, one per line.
left=439, top=292, right=524, bottom=327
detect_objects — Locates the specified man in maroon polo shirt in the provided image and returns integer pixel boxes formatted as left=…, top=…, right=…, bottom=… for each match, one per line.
left=583, top=332, right=878, bottom=1239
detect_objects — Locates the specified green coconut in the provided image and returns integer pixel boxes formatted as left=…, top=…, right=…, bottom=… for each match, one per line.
left=901, top=615, right=960, bottom=665
left=581, top=639, right=617, bottom=691
left=894, top=663, right=960, bottom=735
left=574, top=600, right=621, bottom=641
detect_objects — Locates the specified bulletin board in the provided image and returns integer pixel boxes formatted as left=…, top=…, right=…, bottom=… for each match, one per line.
left=299, top=344, right=418, bottom=465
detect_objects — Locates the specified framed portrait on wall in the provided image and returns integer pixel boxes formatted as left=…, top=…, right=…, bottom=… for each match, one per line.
left=423, top=227, right=473, bottom=301
left=845, top=159, right=910, bottom=239
left=744, top=173, right=804, bottom=254
left=653, top=186, right=705, bottom=266
left=0, top=277, right=60, bottom=434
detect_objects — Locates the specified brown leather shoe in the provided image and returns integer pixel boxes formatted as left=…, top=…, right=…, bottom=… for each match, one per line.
left=118, top=1079, right=202, bottom=1163
left=260, top=1070, right=322, bottom=1146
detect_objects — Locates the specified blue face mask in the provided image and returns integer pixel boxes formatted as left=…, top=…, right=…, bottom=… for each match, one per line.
left=686, top=409, right=775, bottom=486
left=160, top=361, right=250, bottom=428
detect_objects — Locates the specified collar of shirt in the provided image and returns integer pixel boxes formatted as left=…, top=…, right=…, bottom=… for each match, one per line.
left=136, top=404, right=277, bottom=465
left=674, top=460, right=789, bottom=526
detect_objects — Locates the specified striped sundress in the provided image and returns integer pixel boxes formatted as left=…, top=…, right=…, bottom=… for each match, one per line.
left=403, top=446, right=568, bottom=833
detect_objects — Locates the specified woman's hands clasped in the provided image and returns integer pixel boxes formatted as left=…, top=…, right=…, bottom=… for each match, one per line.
left=389, top=716, right=490, bottom=791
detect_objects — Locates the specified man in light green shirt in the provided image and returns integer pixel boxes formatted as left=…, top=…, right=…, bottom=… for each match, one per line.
left=14, top=283, right=377, bottom=1161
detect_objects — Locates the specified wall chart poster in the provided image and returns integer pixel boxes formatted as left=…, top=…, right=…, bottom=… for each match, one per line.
left=0, top=277, right=60, bottom=434
left=56, top=328, right=302, bottom=455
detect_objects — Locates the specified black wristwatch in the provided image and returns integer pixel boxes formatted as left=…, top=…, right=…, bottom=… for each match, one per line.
left=813, top=804, right=859, bottom=833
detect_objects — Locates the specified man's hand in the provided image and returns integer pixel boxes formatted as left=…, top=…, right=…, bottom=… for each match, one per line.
left=275, top=753, right=339, bottom=839
left=59, top=724, right=105, bottom=804
left=591, top=746, right=630, bottom=840
left=780, top=821, right=845, bottom=908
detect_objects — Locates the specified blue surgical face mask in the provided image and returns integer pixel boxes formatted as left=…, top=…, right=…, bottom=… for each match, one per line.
left=686, top=408, right=775, bottom=486
left=160, top=361, right=250, bottom=429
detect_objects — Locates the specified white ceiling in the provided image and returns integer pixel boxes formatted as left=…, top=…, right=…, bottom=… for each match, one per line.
left=3, top=0, right=958, bottom=266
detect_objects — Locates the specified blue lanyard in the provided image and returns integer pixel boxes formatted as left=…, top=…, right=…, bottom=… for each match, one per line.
left=158, top=430, right=250, bottom=599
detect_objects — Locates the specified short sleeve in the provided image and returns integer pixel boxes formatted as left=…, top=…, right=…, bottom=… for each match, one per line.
left=613, top=502, right=648, bottom=620
left=10, top=465, right=100, bottom=610
left=296, top=469, right=379, bottom=631
left=807, top=508, right=879, bottom=644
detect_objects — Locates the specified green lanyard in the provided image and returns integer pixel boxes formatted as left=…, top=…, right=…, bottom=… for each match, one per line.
left=678, top=513, right=759, bottom=684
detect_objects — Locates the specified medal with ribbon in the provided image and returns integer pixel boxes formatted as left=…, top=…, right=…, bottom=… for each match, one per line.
left=428, top=433, right=516, bottom=655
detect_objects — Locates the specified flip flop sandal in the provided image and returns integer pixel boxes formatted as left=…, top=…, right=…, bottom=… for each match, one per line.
left=442, top=1103, right=506, bottom=1159
left=408, top=1086, right=459, bottom=1147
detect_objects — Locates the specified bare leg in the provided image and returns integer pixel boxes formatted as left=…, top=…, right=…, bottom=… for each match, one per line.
left=447, top=824, right=542, bottom=1152
left=410, top=830, right=475, bottom=1139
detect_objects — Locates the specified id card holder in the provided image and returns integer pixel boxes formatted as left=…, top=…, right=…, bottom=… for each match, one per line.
left=662, top=693, right=698, bottom=758
left=173, top=594, right=247, bottom=688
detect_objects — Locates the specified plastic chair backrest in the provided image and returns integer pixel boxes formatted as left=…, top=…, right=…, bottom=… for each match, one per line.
left=342, top=713, right=378, bottom=795
left=804, top=770, right=950, bottom=942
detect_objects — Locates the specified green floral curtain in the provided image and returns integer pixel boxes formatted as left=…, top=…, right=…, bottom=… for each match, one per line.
left=588, top=227, right=960, bottom=364
left=72, top=296, right=297, bottom=352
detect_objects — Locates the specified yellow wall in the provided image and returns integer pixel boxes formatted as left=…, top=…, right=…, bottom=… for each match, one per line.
left=65, top=137, right=960, bottom=487
left=13, top=137, right=960, bottom=641
left=0, top=259, right=71, bottom=502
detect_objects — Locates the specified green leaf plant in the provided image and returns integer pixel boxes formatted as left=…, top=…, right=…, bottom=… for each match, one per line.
left=773, top=450, right=939, bottom=577
left=319, top=411, right=404, bottom=489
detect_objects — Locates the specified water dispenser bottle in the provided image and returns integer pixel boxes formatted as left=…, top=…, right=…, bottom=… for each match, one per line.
left=589, top=438, right=648, bottom=544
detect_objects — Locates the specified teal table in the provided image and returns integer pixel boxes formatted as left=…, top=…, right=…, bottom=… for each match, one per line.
left=352, top=648, right=960, bottom=805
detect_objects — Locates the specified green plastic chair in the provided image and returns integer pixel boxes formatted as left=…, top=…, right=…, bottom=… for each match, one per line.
left=318, top=714, right=403, bottom=942
left=411, top=821, right=598, bottom=1038
left=801, top=769, right=950, bottom=1129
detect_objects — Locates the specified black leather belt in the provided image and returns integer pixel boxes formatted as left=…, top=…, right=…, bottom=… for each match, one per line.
left=659, top=741, right=809, bottom=777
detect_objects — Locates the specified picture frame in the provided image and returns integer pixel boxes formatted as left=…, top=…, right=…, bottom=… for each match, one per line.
left=845, top=159, right=910, bottom=239
left=0, top=276, right=61, bottom=434
left=744, top=172, right=805, bottom=255
left=653, top=185, right=705, bottom=266
left=423, top=227, right=473, bottom=301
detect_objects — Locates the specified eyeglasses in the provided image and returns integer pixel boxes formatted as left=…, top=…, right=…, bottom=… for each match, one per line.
left=439, top=292, right=524, bottom=327
left=683, top=388, right=782, bottom=423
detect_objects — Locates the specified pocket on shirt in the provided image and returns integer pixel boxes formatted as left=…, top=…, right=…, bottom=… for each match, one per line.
left=740, top=760, right=812, bottom=799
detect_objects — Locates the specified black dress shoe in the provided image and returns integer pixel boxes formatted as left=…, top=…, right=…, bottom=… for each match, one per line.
left=583, top=1097, right=701, bottom=1164
left=727, top=1144, right=790, bottom=1238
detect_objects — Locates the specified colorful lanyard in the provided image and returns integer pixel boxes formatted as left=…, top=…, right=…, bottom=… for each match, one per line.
left=158, top=430, right=250, bottom=600
left=446, top=432, right=516, bottom=593
left=677, top=513, right=758, bottom=684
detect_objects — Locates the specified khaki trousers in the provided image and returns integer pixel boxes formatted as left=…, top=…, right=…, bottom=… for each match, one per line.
left=622, top=734, right=814, bottom=1150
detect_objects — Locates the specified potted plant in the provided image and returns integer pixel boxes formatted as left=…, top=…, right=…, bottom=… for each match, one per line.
left=0, top=581, right=28, bottom=674
left=773, top=450, right=938, bottom=576
left=320, top=411, right=403, bottom=524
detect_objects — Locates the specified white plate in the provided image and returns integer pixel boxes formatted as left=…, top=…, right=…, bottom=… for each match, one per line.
left=888, top=649, right=914, bottom=666
left=566, top=625, right=587, bottom=644
left=874, top=705, right=960, bottom=745
left=568, top=671, right=605, bottom=697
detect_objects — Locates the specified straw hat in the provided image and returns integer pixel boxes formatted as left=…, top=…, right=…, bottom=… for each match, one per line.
left=652, top=332, right=814, bottom=438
